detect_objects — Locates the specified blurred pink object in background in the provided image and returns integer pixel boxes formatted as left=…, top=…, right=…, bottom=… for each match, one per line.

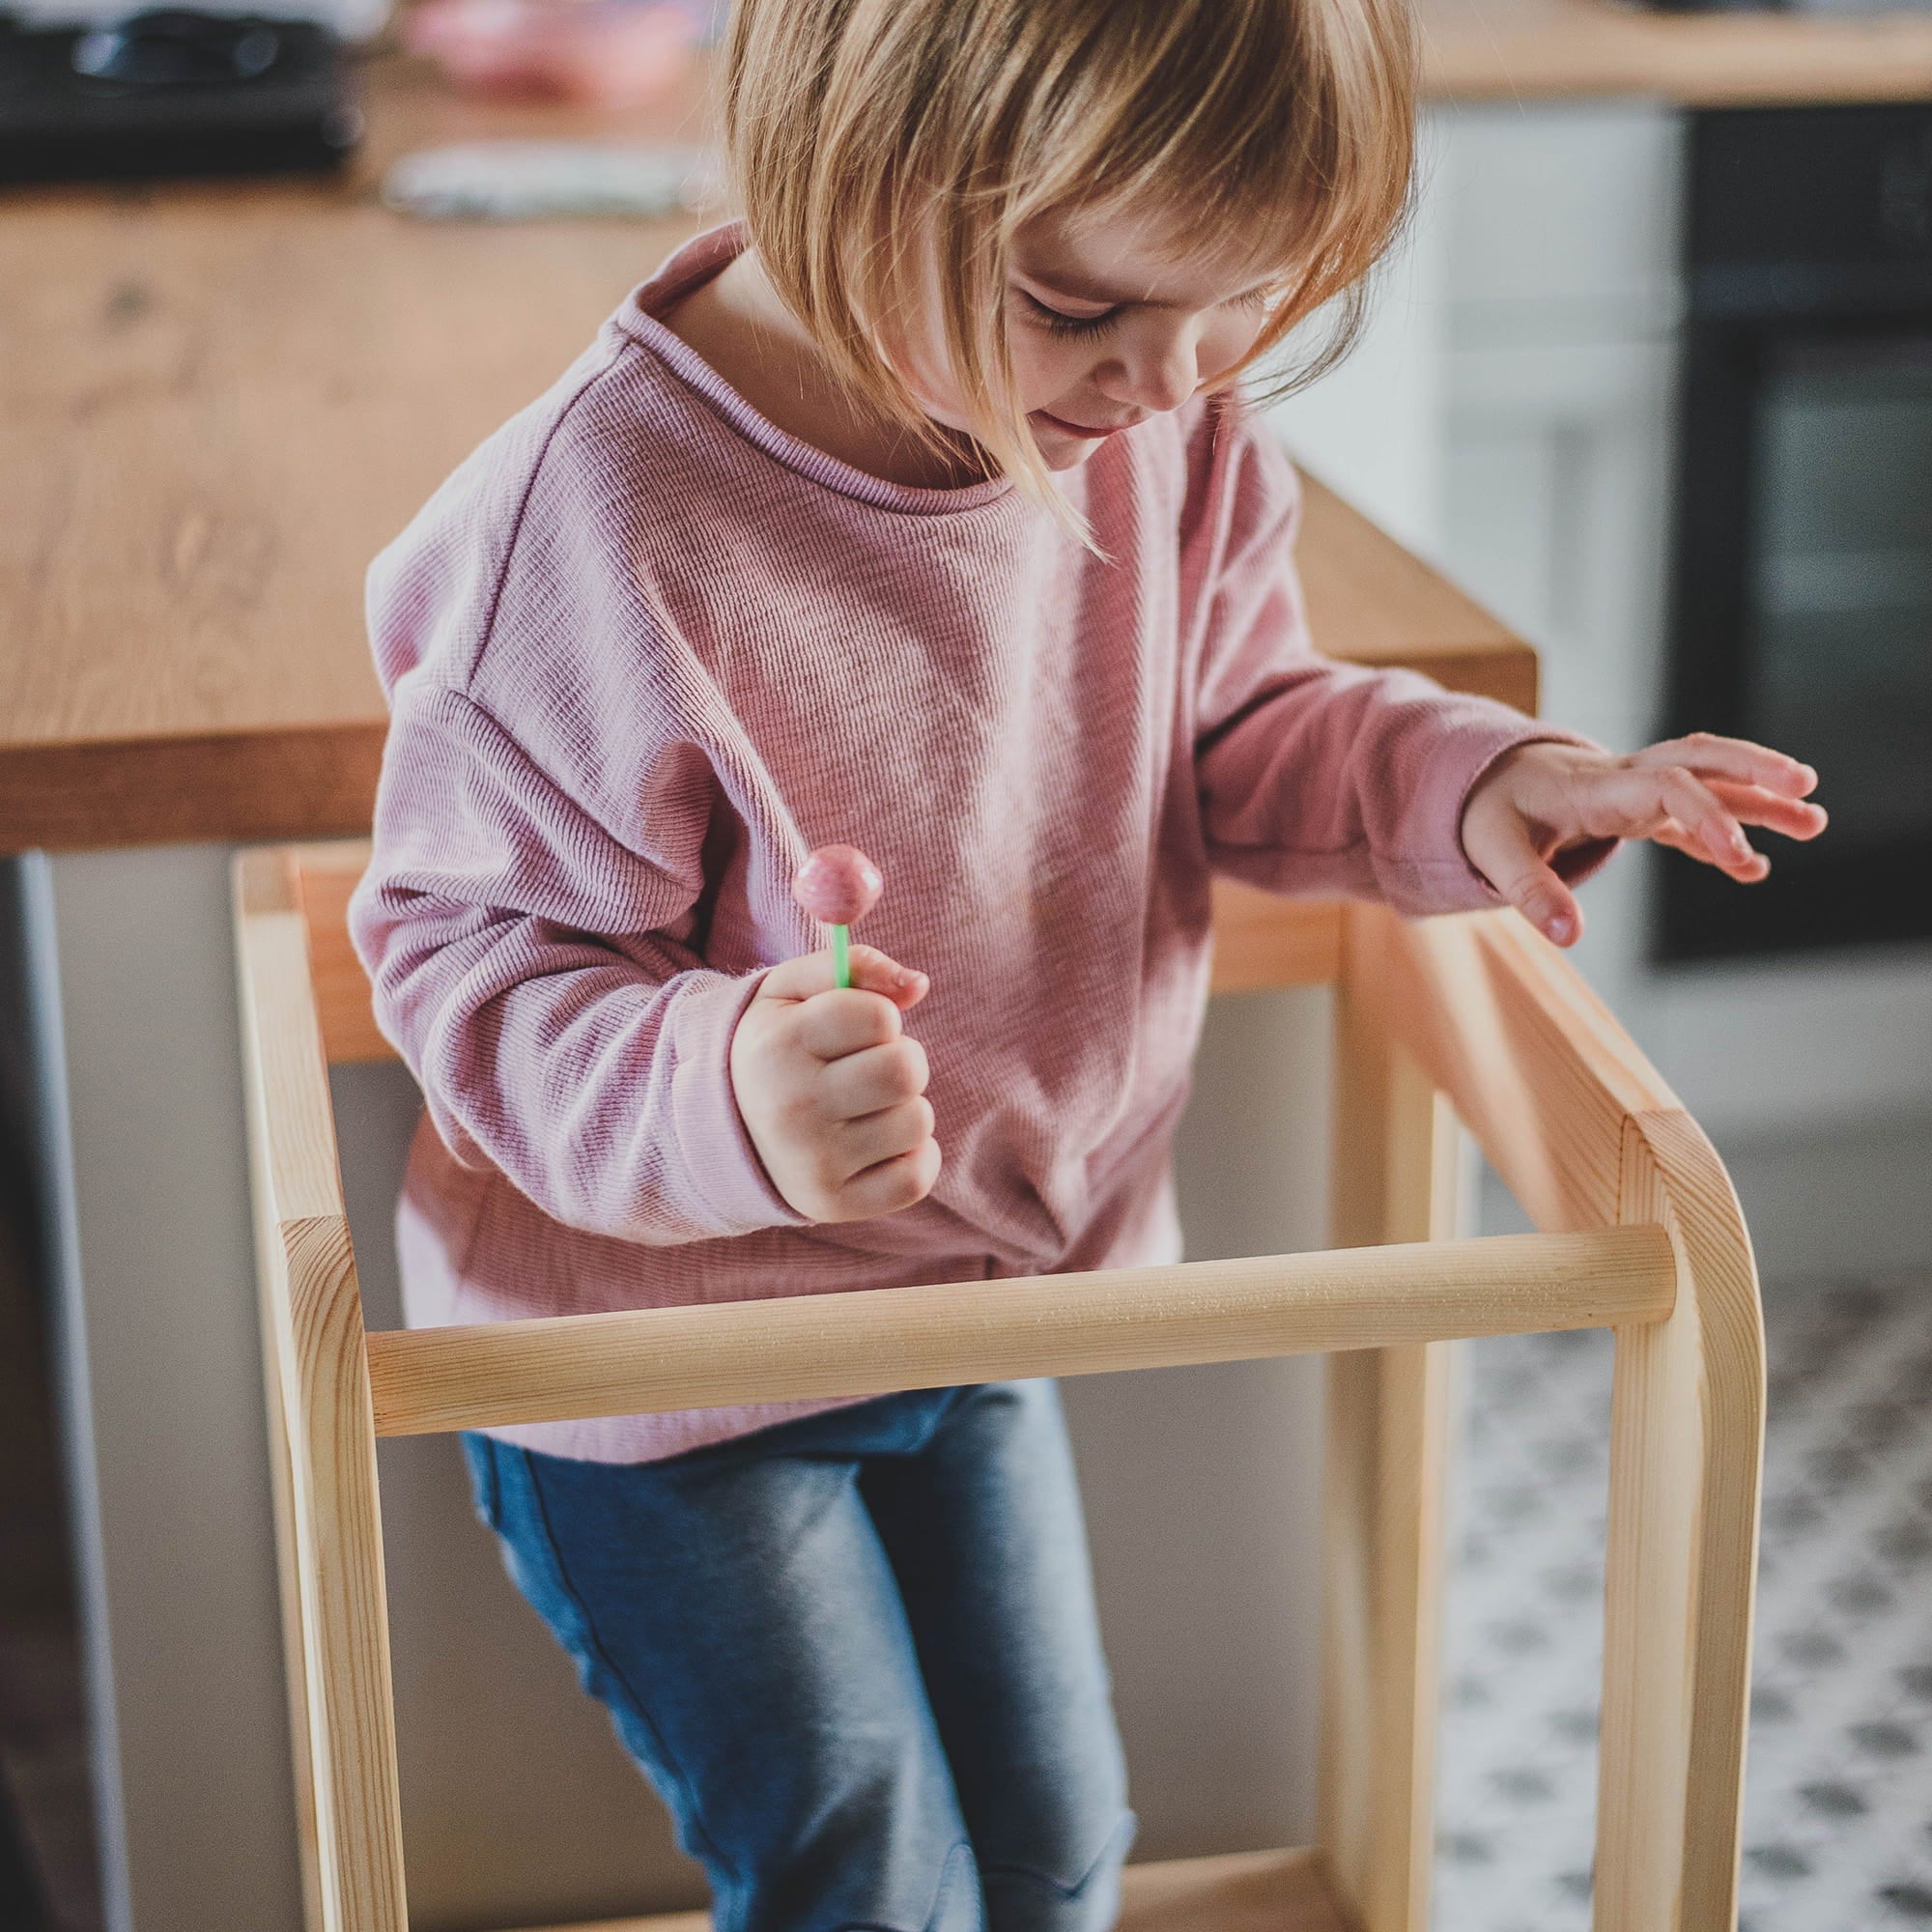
left=402, top=0, right=699, bottom=108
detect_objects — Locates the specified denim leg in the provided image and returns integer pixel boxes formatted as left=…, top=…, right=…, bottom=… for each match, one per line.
left=464, top=1415, right=983, bottom=1932
left=859, top=1381, right=1139, bottom=1932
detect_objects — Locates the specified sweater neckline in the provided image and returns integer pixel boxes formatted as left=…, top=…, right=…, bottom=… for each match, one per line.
left=616, top=222, right=1017, bottom=518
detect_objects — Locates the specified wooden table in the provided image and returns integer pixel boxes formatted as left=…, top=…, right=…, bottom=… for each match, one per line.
left=1422, top=0, right=1932, bottom=107
left=0, top=61, right=1531, bottom=857
left=1, top=57, right=1543, bottom=1932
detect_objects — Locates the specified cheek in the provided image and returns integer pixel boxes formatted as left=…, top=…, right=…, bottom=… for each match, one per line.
left=891, top=316, right=1080, bottom=435
left=1201, top=311, right=1269, bottom=384
left=1007, top=329, right=1096, bottom=412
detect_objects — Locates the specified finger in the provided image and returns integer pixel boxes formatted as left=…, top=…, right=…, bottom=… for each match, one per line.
left=1650, top=813, right=1770, bottom=881
left=1650, top=819, right=1703, bottom=859
left=821, top=1037, right=929, bottom=1121
left=1628, top=732, right=1817, bottom=799
left=829, top=1138, right=943, bottom=1221
left=836, top=1095, right=935, bottom=1173
left=1705, top=781, right=1829, bottom=842
left=1620, top=765, right=1757, bottom=871
left=792, top=987, right=906, bottom=1061
left=756, top=944, right=929, bottom=1008
left=1469, top=808, right=1585, bottom=947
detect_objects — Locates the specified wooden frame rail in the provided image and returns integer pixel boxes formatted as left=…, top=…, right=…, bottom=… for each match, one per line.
left=364, top=1226, right=1676, bottom=1436
left=237, top=843, right=1764, bottom=1932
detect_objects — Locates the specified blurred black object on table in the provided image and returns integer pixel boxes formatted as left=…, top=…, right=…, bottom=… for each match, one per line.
left=0, top=9, right=361, bottom=185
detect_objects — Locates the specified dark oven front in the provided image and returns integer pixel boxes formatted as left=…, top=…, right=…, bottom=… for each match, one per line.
left=1661, top=102, right=1932, bottom=962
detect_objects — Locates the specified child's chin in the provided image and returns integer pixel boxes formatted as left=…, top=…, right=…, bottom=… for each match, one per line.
left=1032, top=434, right=1103, bottom=473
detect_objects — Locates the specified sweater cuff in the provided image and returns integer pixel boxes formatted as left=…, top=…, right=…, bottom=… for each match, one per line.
left=1407, top=720, right=1614, bottom=915
left=666, top=968, right=811, bottom=1237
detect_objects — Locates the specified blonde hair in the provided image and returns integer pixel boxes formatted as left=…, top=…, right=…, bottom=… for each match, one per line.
left=724, top=0, right=1416, bottom=502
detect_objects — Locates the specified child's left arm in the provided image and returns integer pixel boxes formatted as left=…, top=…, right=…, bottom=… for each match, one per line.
left=1192, top=417, right=1825, bottom=940
left=1460, top=735, right=1824, bottom=947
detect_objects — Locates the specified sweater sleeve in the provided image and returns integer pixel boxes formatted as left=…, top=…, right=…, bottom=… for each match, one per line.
left=348, top=678, right=808, bottom=1245
left=1193, top=421, right=1614, bottom=916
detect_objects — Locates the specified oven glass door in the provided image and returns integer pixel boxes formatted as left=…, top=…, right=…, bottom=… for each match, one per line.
left=1661, top=317, right=1932, bottom=960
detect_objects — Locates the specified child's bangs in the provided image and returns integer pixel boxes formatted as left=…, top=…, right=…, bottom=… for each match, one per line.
left=725, top=0, right=1418, bottom=522
left=1009, top=0, right=1417, bottom=384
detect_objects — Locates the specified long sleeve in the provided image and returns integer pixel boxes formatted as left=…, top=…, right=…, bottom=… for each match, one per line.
left=1193, top=422, right=1610, bottom=915
left=349, top=678, right=807, bottom=1246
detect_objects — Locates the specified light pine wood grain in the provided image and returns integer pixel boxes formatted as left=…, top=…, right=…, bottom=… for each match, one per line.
left=292, top=844, right=393, bottom=1065
left=1382, top=907, right=1680, bottom=1234
left=1369, top=903, right=1763, bottom=1929
left=239, top=822, right=1762, bottom=1930
left=235, top=852, right=408, bottom=1932
left=1319, top=901, right=1461, bottom=1932
left=1208, top=883, right=1344, bottom=996
left=1594, top=1114, right=1764, bottom=1932
left=247, top=1084, right=328, bottom=1932
left=506, top=1846, right=1350, bottom=1932
left=362, top=1226, right=1674, bottom=1438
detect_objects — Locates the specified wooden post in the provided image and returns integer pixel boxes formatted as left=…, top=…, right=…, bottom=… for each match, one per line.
left=1319, top=902, right=1460, bottom=1932
left=1594, top=1112, right=1763, bottom=1931
left=236, top=853, right=410, bottom=1932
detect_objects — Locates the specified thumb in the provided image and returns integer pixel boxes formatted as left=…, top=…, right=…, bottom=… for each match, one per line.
left=1466, top=812, right=1583, bottom=948
left=755, top=943, right=930, bottom=1009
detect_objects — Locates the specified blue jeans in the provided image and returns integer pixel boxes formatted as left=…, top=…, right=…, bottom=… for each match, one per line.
left=462, top=1378, right=1138, bottom=1932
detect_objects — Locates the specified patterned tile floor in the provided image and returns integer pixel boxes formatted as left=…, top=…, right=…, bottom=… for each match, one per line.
left=1435, top=1277, right=1932, bottom=1932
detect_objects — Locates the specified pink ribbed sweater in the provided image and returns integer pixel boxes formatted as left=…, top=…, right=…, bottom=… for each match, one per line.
left=350, top=224, right=1591, bottom=1463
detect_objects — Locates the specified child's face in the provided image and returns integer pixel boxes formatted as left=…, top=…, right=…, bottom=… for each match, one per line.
left=909, top=204, right=1281, bottom=472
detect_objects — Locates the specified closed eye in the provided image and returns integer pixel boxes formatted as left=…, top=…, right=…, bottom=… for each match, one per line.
left=1017, top=289, right=1122, bottom=338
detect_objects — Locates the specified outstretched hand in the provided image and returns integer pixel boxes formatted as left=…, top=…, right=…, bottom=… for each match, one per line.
left=1461, top=733, right=1828, bottom=948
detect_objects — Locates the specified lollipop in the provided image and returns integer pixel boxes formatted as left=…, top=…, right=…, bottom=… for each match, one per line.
left=792, top=844, right=884, bottom=990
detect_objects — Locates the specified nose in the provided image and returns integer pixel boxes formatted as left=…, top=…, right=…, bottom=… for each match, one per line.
left=1094, top=320, right=1200, bottom=416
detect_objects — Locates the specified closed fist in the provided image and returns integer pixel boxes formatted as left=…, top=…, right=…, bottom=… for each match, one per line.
left=729, top=945, right=941, bottom=1223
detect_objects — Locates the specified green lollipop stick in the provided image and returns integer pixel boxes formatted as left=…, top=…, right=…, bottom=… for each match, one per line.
left=792, top=845, right=884, bottom=992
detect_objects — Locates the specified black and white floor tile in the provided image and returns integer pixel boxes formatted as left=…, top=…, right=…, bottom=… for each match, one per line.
left=1434, top=1277, right=1932, bottom=1932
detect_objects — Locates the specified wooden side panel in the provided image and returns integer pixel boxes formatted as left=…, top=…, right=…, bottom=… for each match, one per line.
left=292, top=842, right=394, bottom=1066
left=1319, top=902, right=1461, bottom=1932
left=1383, top=908, right=1678, bottom=1234
left=1595, top=1114, right=1764, bottom=1932
left=251, top=1191, right=327, bottom=1932
left=1365, top=899, right=1762, bottom=1930
left=1208, top=883, right=1343, bottom=995
left=235, top=851, right=409, bottom=1932
left=238, top=848, right=327, bottom=1932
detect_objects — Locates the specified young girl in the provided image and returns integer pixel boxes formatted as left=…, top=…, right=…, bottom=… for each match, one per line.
left=351, top=1, right=1826, bottom=1927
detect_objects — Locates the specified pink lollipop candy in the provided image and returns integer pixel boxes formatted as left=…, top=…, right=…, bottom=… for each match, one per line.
left=792, top=845, right=883, bottom=988
left=792, top=844, right=882, bottom=926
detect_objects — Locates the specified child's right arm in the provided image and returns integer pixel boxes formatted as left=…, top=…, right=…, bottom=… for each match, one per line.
left=350, top=678, right=938, bottom=1241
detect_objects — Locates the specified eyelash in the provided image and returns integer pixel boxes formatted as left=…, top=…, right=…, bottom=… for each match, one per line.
left=1020, top=291, right=1122, bottom=338
left=1018, top=286, right=1276, bottom=337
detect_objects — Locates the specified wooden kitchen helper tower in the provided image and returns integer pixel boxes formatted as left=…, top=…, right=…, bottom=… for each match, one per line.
left=237, top=841, right=1764, bottom=1932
